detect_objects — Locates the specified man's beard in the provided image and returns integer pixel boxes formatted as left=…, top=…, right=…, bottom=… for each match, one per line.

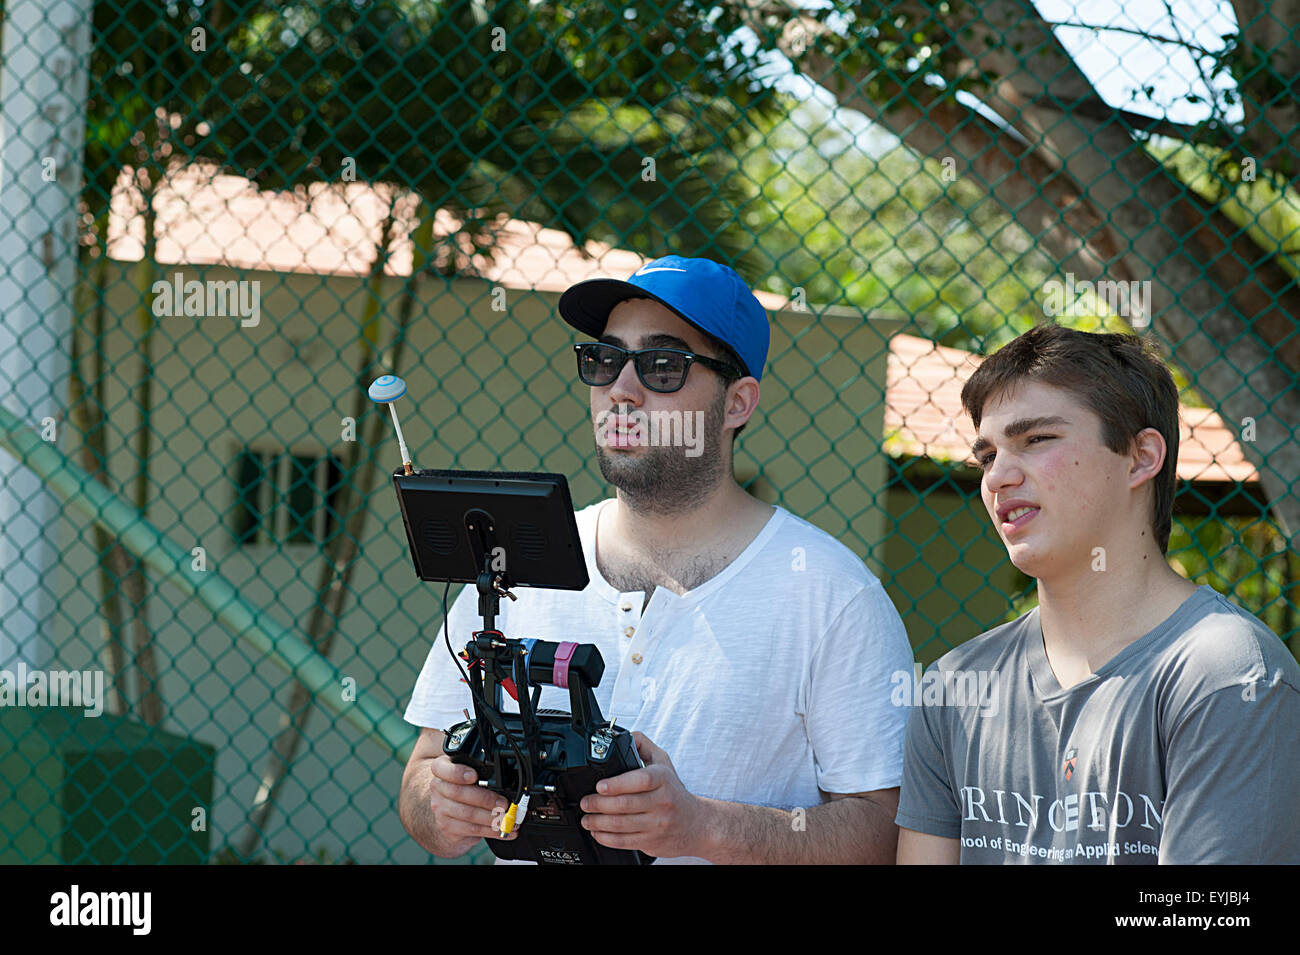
left=594, top=391, right=730, bottom=515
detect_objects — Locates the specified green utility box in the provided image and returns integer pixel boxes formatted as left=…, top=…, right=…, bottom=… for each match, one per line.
left=0, top=707, right=215, bottom=863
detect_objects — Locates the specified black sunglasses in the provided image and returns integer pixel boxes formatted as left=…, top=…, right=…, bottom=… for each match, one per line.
left=573, top=342, right=741, bottom=394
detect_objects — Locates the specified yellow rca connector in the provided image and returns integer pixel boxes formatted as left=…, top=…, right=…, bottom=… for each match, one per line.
left=499, top=802, right=520, bottom=836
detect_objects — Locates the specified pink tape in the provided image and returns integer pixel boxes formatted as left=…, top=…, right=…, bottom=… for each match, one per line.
left=553, top=641, right=578, bottom=689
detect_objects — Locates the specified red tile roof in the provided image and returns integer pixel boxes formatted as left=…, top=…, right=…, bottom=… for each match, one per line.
left=107, top=163, right=1257, bottom=485
left=105, top=161, right=790, bottom=307
left=885, top=333, right=1259, bottom=483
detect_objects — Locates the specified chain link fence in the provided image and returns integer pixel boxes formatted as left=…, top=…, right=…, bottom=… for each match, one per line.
left=0, top=0, right=1295, bottom=863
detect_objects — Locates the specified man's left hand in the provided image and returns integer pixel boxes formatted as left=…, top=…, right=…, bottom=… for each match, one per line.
left=579, top=732, right=712, bottom=859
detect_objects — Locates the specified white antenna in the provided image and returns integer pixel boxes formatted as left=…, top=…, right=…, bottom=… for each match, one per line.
left=368, top=375, right=414, bottom=474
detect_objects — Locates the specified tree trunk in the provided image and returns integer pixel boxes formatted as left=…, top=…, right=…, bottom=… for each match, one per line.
left=749, top=0, right=1300, bottom=541
left=124, top=162, right=166, bottom=727
left=67, top=243, right=130, bottom=716
left=236, top=193, right=427, bottom=859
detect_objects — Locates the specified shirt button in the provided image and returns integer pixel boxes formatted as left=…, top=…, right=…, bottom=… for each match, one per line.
left=620, top=603, right=632, bottom=611
left=631, top=653, right=643, bottom=664
left=624, top=626, right=635, bottom=638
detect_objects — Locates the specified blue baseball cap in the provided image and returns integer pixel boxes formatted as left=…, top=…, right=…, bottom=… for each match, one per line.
left=558, top=255, right=769, bottom=381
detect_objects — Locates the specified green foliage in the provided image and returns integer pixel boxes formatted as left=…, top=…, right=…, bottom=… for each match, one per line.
left=740, top=96, right=1122, bottom=351
left=84, top=0, right=226, bottom=248
left=193, top=0, right=781, bottom=268
left=1170, top=516, right=1299, bottom=646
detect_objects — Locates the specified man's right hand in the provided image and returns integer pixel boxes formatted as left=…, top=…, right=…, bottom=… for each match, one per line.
left=429, top=754, right=520, bottom=848
left=399, top=726, right=518, bottom=858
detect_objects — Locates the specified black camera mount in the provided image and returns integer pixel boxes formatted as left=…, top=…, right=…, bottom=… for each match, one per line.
left=390, top=465, right=652, bottom=865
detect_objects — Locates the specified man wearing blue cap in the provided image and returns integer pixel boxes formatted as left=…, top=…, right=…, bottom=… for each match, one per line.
left=401, top=256, right=913, bottom=864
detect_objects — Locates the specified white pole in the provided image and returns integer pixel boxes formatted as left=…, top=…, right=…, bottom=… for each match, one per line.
left=0, top=0, right=93, bottom=668
left=387, top=403, right=413, bottom=472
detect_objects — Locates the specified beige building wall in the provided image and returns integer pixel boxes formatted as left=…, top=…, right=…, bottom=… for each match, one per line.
left=881, top=488, right=1025, bottom=667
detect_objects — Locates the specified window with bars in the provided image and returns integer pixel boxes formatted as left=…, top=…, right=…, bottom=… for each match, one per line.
left=230, top=448, right=344, bottom=548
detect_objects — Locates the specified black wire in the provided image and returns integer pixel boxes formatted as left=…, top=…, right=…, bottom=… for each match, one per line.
left=443, top=579, right=473, bottom=690
left=443, top=579, right=529, bottom=805
left=512, top=646, right=537, bottom=799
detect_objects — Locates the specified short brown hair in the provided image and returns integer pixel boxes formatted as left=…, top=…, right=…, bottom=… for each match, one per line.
left=960, top=324, right=1180, bottom=552
left=699, top=329, right=748, bottom=439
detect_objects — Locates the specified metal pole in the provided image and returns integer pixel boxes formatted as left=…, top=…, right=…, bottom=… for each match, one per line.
left=0, top=401, right=418, bottom=761
left=0, top=0, right=94, bottom=666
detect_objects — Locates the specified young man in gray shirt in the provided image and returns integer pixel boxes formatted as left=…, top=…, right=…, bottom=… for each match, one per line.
left=896, top=324, right=1300, bottom=864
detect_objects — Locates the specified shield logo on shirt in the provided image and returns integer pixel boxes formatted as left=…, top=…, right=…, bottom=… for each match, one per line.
left=1063, top=748, right=1077, bottom=782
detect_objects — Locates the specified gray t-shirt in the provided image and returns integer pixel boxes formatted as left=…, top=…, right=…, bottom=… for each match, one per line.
left=895, top=585, right=1300, bottom=863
